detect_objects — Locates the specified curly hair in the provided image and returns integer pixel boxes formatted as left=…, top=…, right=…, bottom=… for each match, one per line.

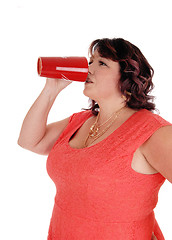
left=83, top=38, right=158, bottom=115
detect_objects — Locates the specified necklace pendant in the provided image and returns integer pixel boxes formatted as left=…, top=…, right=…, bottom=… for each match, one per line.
left=89, top=124, right=99, bottom=137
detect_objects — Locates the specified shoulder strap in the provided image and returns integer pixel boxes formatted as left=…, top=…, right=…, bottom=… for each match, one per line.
left=53, top=110, right=92, bottom=147
left=125, top=110, right=172, bottom=154
left=69, top=110, right=92, bottom=125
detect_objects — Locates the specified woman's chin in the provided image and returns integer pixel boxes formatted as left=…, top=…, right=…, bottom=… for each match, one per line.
left=83, top=89, right=90, bottom=98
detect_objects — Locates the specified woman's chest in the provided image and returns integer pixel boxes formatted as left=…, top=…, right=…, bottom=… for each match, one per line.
left=68, top=123, right=158, bottom=175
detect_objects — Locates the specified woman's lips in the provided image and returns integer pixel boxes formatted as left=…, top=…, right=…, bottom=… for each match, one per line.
left=85, top=78, right=93, bottom=83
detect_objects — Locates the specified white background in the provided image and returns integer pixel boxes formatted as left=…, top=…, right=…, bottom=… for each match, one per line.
left=0, top=0, right=172, bottom=239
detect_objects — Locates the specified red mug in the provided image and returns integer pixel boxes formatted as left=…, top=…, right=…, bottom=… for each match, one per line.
left=37, top=56, right=88, bottom=82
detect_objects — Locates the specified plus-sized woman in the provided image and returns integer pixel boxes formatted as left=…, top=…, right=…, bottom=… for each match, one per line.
left=18, top=37, right=172, bottom=240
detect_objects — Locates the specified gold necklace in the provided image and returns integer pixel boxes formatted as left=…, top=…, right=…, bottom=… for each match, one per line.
left=84, top=106, right=126, bottom=147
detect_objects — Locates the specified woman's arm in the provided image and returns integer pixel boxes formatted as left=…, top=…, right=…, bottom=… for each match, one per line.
left=17, top=78, right=72, bottom=155
left=142, top=125, right=172, bottom=183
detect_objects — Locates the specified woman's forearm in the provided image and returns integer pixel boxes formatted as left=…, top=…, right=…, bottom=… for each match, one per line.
left=18, top=84, right=61, bottom=148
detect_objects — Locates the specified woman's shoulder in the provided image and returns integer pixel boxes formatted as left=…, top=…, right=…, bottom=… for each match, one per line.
left=140, top=111, right=172, bottom=182
left=145, top=109, right=172, bottom=126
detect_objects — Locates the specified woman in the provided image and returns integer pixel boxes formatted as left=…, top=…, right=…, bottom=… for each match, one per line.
left=18, top=38, right=172, bottom=240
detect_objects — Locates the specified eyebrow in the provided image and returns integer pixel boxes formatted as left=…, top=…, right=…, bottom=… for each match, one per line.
left=90, top=56, right=110, bottom=63
left=89, top=55, right=107, bottom=60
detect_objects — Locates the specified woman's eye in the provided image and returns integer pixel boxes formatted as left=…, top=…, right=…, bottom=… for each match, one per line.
left=88, top=61, right=93, bottom=65
left=99, top=61, right=107, bottom=66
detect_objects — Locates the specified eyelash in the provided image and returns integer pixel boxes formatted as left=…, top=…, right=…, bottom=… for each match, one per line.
left=99, top=61, right=107, bottom=66
left=88, top=60, right=107, bottom=66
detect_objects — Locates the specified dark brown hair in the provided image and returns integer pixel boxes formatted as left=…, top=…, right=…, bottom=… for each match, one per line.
left=83, top=37, right=158, bottom=115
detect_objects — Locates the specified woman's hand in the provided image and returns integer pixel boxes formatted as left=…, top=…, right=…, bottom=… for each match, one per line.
left=151, top=232, right=157, bottom=240
left=45, top=77, right=72, bottom=94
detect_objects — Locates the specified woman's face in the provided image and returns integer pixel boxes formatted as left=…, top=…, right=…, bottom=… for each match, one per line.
left=83, top=49, right=122, bottom=102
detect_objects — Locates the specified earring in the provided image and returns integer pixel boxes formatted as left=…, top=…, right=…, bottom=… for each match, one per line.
left=122, top=90, right=132, bottom=102
left=122, top=95, right=127, bottom=101
left=125, top=90, right=132, bottom=96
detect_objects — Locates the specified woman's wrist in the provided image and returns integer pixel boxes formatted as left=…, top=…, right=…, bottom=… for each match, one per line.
left=42, top=83, right=61, bottom=101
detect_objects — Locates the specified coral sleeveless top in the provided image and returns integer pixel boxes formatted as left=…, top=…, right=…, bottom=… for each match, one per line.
left=46, top=109, right=172, bottom=240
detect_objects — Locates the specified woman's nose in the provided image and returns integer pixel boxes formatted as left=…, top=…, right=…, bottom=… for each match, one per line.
left=88, top=63, right=94, bottom=75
